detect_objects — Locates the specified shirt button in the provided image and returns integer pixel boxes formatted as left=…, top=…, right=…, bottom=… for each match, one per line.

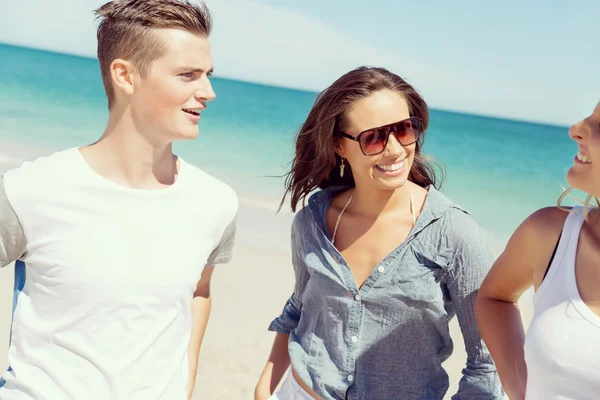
left=377, top=266, right=385, bottom=273
left=347, top=375, right=354, bottom=382
left=351, top=335, right=358, bottom=343
left=354, top=294, right=361, bottom=301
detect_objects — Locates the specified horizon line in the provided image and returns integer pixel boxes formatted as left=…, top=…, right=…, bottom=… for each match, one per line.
left=0, top=41, right=570, bottom=130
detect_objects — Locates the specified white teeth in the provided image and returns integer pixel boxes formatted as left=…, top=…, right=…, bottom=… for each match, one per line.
left=183, top=108, right=201, bottom=115
left=376, top=160, right=404, bottom=171
left=577, top=152, right=591, bottom=163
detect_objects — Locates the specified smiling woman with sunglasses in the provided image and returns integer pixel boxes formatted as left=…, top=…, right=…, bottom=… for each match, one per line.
left=254, top=66, right=503, bottom=400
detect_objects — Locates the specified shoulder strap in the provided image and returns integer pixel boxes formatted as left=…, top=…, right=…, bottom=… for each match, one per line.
left=541, top=207, right=585, bottom=283
left=542, top=230, right=562, bottom=282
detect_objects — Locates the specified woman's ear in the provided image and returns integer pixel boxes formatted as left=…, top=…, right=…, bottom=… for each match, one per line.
left=334, top=141, right=345, bottom=159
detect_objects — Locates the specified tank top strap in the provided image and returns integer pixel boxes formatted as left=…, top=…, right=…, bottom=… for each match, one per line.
left=562, top=206, right=586, bottom=252
left=535, top=206, right=585, bottom=300
left=552, top=206, right=585, bottom=262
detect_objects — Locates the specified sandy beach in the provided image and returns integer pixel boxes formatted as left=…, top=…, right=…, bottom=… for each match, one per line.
left=0, top=202, right=533, bottom=400
left=0, top=4, right=588, bottom=395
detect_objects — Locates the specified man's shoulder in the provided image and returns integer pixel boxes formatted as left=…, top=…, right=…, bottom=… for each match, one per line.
left=181, top=161, right=238, bottom=209
left=3, top=148, right=77, bottom=195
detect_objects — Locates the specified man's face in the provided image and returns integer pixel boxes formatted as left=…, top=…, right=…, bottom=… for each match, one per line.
left=131, top=29, right=216, bottom=144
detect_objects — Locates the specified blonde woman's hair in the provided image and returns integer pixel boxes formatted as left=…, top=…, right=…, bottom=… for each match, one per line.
left=558, top=186, right=600, bottom=219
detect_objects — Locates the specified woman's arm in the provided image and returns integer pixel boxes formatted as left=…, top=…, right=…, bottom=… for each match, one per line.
left=254, top=332, right=291, bottom=400
left=443, top=209, right=503, bottom=399
left=475, top=207, right=565, bottom=400
left=255, top=213, right=310, bottom=400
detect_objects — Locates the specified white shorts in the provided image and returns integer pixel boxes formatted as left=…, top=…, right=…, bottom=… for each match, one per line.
left=268, top=372, right=314, bottom=400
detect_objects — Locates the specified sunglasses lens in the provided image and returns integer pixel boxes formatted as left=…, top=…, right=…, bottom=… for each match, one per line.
left=394, top=118, right=420, bottom=145
left=360, top=128, right=387, bottom=155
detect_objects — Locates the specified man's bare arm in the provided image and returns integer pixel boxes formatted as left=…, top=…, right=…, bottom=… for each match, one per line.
left=186, top=265, right=214, bottom=399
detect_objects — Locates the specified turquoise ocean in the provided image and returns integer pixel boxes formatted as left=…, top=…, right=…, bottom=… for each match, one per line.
left=0, top=43, right=579, bottom=253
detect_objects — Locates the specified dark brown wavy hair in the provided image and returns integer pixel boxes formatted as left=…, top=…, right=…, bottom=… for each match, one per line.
left=280, top=66, right=444, bottom=212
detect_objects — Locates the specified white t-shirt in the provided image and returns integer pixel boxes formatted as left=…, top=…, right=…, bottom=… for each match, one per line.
left=0, top=148, right=238, bottom=400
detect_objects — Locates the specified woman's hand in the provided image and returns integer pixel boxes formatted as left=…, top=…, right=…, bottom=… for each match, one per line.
left=255, top=332, right=291, bottom=400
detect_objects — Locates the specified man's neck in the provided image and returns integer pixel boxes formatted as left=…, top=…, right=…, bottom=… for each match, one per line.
left=80, top=112, right=178, bottom=190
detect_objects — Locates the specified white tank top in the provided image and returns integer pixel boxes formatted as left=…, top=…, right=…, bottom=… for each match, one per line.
left=524, top=206, right=600, bottom=399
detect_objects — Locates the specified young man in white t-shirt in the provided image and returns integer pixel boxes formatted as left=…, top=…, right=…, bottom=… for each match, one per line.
left=0, top=1, right=238, bottom=399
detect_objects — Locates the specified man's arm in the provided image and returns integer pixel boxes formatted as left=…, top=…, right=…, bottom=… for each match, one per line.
left=186, top=214, right=237, bottom=399
left=186, top=265, right=214, bottom=399
left=1, top=175, right=27, bottom=267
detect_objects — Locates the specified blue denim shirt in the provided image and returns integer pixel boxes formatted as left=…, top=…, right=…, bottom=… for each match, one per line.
left=269, top=186, right=503, bottom=400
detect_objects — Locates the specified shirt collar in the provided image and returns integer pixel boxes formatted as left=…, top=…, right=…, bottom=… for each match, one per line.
left=306, top=184, right=468, bottom=237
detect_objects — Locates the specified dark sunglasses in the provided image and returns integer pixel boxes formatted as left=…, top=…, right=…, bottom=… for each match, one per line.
left=339, top=117, right=424, bottom=156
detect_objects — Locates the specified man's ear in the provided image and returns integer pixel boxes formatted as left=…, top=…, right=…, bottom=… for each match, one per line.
left=110, top=58, right=135, bottom=98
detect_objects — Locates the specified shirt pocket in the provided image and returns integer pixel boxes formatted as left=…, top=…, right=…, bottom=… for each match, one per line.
left=394, top=276, right=439, bottom=303
left=391, top=250, right=445, bottom=304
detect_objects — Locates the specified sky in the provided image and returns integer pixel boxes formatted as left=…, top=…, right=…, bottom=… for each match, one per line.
left=0, top=0, right=598, bottom=126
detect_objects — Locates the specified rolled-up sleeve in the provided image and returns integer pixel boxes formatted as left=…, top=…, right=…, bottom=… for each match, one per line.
left=444, top=209, right=504, bottom=400
left=268, top=212, right=310, bottom=334
left=1, top=175, right=27, bottom=268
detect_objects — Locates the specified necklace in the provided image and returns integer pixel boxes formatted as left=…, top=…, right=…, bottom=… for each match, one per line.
left=331, top=185, right=416, bottom=245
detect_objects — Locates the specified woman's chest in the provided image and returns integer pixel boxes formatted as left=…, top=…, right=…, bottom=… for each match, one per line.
left=330, top=215, right=415, bottom=288
left=575, top=232, right=600, bottom=317
left=302, top=239, right=449, bottom=311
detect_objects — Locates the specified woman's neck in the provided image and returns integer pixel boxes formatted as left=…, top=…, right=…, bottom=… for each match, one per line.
left=349, top=182, right=413, bottom=218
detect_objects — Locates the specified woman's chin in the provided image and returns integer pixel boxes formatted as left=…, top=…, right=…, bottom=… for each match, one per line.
left=372, top=175, right=410, bottom=191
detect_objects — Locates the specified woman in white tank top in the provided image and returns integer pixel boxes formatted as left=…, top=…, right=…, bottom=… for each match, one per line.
left=475, top=101, right=600, bottom=400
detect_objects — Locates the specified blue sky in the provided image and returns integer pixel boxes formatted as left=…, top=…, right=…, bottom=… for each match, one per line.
left=0, top=0, right=598, bottom=126
left=250, top=0, right=599, bottom=125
